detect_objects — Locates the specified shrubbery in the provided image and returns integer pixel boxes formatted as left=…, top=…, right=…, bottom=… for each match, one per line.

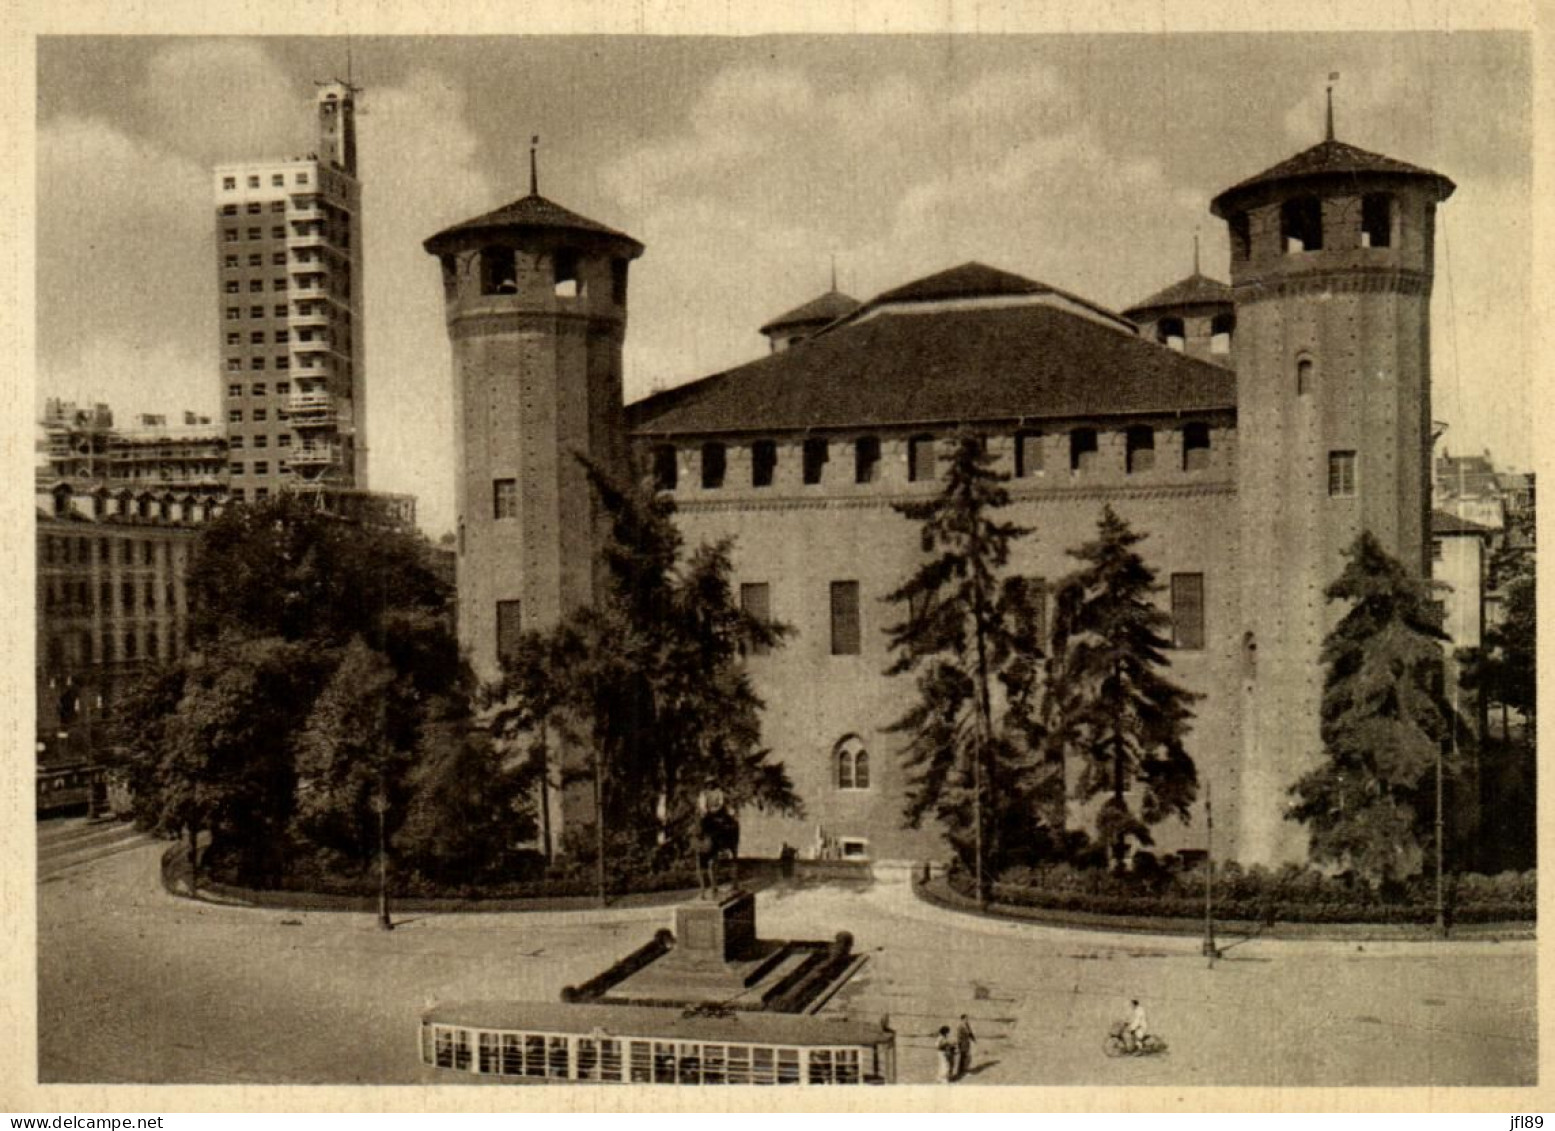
left=949, top=860, right=1535, bottom=925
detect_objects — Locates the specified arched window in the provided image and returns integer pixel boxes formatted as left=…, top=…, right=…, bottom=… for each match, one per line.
left=1210, top=312, right=1235, bottom=355
left=553, top=249, right=583, bottom=298
left=1126, top=426, right=1155, bottom=474
left=700, top=442, right=726, bottom=489
left=836, top=736, right=870, bottom=791
left=1182, top=422, right=1211, bottom=471
left=1156, top=318, right=1185, bottom=352
left=1281, top=196, right=1324, bottom=253
left=1070, top=428, right=1098, bottom=472
left=1297, top=357, right=1314, bottom=397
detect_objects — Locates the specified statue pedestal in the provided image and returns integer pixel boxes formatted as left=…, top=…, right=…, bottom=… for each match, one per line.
left=674, top=890, right=756, bottom=964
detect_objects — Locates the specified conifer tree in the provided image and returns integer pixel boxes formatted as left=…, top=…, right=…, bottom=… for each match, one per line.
left=883, top=432, right=1045, bottom=898
left=488, top=457, right=800, bottom=879
left=1287, top=531, right=1470, bottom=882
left=1046, top=505, right=1199, bottom=863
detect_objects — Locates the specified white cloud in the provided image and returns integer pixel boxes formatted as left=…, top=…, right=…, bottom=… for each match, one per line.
left=607, top=62, right=1213, bottom=397
left=37, top=115, right=215, bottom=421
left=140, top=40, right=301, bottom=163
left=355, top=69, right=499, bottom=538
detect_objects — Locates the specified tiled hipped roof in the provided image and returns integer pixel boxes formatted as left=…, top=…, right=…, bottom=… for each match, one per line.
left=424, top=193, right=643, bottom=255
left=759, top=290, right=861, bottom=336
left=629, top=301, right=1235, bottom=436
left=1210, top=139, right=1455, bottom=216
left=1124, top=273, right=1234, bottom=318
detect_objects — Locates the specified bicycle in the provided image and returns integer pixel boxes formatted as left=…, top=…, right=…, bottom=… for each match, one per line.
left=1103, top=1021, right=1168, bottom=1057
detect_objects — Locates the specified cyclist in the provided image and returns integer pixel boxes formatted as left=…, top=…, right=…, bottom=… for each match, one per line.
left=1124, top=999, right=1149, bottom=1053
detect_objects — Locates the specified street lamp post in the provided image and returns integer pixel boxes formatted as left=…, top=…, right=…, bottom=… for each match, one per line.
left=1203, top=778, right=1218, bottom=966
left=372, top=780, right=392, bottom=931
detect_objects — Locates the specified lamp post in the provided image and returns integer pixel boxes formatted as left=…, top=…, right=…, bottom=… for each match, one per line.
left=1203, top=778, right=1218, bottom=966
left=371, top=780, right=392, bottom=931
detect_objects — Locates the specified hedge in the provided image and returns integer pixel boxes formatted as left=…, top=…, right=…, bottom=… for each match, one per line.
left=952, top=862, right=1536, bottom=925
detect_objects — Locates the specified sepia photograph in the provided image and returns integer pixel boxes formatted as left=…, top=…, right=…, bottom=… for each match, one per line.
left=22, top=16, right=1538, bottom=1104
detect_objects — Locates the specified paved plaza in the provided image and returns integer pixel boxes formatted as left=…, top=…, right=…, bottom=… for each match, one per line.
left=37, top=824, right=1536, bottom=1087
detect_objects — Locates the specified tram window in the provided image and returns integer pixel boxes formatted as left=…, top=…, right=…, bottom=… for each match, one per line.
left=577, top=1038, right=599, bottom=1080
left=453, top=1030, right=471, bottom=1070
left=524, top=1034, right=546, bottom=1077
left=702, top=1044, right=726, bottom=1084
left=600, top=1039, right=623, bottom=1080
left=478, top=1032, right=499, bottom=1074
left=435, top=1027, right=455, bottom=1068
left=726, top=1045, right=751, bottom=1084
left=502, top=1033, right=522, bottom=1075
left=836, top=1048, right=861, bottom=1083
left=678, top=1043, right=701, bottom=1084
left=778, top=1048, right=801, bottom=1084
left=653, top=1042, right=677, bottom=1083
left=629, top=1040, right=652, bottom=1082
left=548, top=1036, right=569, bottom=1078
left=752, top=1047, right=776, bottom=1084
left=810, top=1049, right=834, bottom=1084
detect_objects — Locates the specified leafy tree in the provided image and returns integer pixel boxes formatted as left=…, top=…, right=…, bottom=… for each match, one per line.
left=883, top=432, right=1046, bottom=895
left=185, top=493, right=449, bottom=647
left=119, top=633, right=326, bottom=888
left=1046, top=505, right=1200, bottom=863
left=1287, top=531, right=1470, bottom=882
left=487, top=458, right=800, bottom=879
left=118, top=497, right=482, bottom=890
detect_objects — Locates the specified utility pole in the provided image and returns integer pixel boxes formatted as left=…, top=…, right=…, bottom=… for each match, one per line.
left=594, top=745, right=606, bottom=908
left=1203, top=778, right=1218, bottom=966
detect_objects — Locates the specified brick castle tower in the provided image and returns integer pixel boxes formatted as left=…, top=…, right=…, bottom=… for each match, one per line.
left=1212, top=107, right=1455, bottom=863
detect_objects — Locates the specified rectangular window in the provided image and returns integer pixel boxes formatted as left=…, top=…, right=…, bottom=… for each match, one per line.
left=272, top=173, right=285, bottom=187
left=803, top=438, right=828, bottom=485
left=271, top=202, right=285, bottom=214
left=741, top=583, right=771, bottom=655
left=496, top=600, right=523, bottom=665
left=226, top=358, right=242, bottom=372
left=1328, top=450, right=1357, bottom=497
left=272, top=226, right=286, bottom=239
left=247, top=228, right=261, bottom=240
left=751, top=440, right=777, bottom=488
left=830, top=580, right=861, bottom=656
left=908, top=435, right=937, bottom=482
left=222, top=176, right=236, bottom=190
left=1015, top=430, right=1043, bottom=477
left=227, top=307, right=241, bottom=320
left=249, top=279, right=264, bottom=293
left=251, top=331, right=266, bottom=345
left=854, top=436, right=880, bottom=484
left=274, top=305, right=288, bottom=317
left=247, top=175, right=260, bottom=189
left=224, top=229, right=239, bottom=243
left=278, top=433, right=291, bottom=448
left=230, top=462, right=244, bottom=476
left=224, top=281, right=240, bottom=295
left=248, top=254, right=262, bottom=267
left=251, top=306, right=265, bottom=318
left=1431, top=538, right=1444, bottom=562
left=252, top=382, right=267, bottom=397
left=229, top=410, right=243, bottom=423
left=253, top=461, right=268, bottom=475
left=253, top=408, right=267, bottom=422
left=251, top=358, right=265, bottom=370
left=493, top=478, right=518, bottom=519
left=226, top=332, right=240, bottom=346
left=1171, top=573, right=1205, bottom=651
left=253, top=435, right=268, bottom=449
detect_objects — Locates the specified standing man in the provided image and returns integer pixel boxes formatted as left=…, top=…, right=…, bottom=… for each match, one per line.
left=954, top=1014, right=977, bottom=1079
left=934, top=1026, right=956, bottom=1083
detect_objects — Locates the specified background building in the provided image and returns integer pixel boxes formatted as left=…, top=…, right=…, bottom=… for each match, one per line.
left=213, top=80, right=364, bottom=504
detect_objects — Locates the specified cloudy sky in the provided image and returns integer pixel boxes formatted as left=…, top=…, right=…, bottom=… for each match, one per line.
left=36, top=32, right=1531, bottom=536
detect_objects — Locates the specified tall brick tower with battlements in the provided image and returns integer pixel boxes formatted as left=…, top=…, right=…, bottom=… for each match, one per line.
left=1210, top=113, right=1454, bottom=864
left=424, top=174, right=644, bottom=684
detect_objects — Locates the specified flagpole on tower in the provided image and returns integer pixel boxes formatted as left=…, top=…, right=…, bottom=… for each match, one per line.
left=1326, top=72, right=1339, bottom=141
left=530, top=136, right=540, bottom=196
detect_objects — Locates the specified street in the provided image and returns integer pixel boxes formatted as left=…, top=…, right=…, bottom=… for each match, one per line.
left=37, top=824, right=1536, bottom=1086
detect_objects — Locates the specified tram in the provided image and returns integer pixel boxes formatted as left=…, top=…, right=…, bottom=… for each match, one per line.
left=420, top=1000, right=896, bottom=1085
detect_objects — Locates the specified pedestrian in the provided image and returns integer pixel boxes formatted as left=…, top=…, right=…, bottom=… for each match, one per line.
left=935, top=1025, right=955, bottom=1083
left=954, top=1013, right=977, bottom=1079
left=1125, top=998, right=1149, bottom=1053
